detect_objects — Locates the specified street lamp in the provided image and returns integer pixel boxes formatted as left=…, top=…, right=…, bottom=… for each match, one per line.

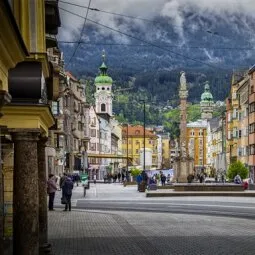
left=139, top=100, right=146, bottom=172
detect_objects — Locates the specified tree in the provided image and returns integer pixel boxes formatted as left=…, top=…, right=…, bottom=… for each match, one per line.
left=130, top=168, right=141, bottom=178
left=227, top=161, right=248, bottom=180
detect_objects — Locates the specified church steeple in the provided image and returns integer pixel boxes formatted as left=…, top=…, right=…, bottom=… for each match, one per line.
left=94, top=50, right=113, bottom=116
left=99, top=50, right=108, bottom=75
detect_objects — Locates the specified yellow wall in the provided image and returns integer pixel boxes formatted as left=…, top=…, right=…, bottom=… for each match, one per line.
left=187, top=127, right=207, bottom=168
left=122, top=135, right=158, bottom=167
left=162, top=138, right=170, bottom=168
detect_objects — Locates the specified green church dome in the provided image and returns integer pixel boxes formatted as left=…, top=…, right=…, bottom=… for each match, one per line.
left=95, top=75, right=113, bottom=84
left=201, top=81, right=213, bottom=102
left=94, top=51, right=113, bottom=84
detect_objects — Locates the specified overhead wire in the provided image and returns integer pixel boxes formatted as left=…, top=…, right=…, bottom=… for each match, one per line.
left=59, top=7, right=227, bottom=70
left=58, top=41, right=254, bottom=51
left=66, top=0, right=92, bottom=67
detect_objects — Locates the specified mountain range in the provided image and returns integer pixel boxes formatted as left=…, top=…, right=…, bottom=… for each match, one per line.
left=59, top=7, right=255, bottom=111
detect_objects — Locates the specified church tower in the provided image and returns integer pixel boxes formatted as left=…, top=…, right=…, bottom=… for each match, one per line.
left=94, top=50, right=113, bottom=116
left=200, top=81, right=214, bottom=120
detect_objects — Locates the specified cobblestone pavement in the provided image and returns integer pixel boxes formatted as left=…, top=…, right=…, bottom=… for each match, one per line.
left=48, top=209, right=255, bottom=255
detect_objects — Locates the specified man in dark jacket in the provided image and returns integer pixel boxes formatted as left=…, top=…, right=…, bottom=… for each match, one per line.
left=62, top=176, right=74, bottom=211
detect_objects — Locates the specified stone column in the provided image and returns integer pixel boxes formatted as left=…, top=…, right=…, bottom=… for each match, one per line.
left=11, top=130, right=40, bottom=255
left=37, top=137, right=50, bottom=251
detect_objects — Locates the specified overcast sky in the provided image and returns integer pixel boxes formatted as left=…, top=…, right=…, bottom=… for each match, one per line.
left=58, top=0, right=255, bottom=43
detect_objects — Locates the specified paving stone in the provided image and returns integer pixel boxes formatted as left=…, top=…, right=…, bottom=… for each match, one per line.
left=48, top=209, right=255, bottom=255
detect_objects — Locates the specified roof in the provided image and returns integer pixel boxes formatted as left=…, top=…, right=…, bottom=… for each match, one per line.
left=66, top=71, right=77, bottom=81
left=95, top=75, right=113, bottom=84
left=208, top=117, right=220, bottom=130
left=187, top=119, right=208, bottom=128
left=248, top=64, right=255, bottom=74
left=122, top=125, right=157, bottom=138
left=201, top=82, right=213, bottom=102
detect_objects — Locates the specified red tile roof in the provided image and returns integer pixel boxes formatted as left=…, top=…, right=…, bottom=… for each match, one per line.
left=66, top=71, right=78, bottom=81
left=122, top=125, right=157, bottom=138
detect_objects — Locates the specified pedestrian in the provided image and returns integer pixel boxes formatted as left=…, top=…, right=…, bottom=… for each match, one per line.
left=62, top=175, right=74, bottom=211
left=117, top=172, right=121, bottom=182
left=93, top=174, right=97, bottom=184
left=47, top=174, right=57, bottom=211
left=60, top=172, right=68, bottom=188
left=161, top=174, right=166, bottom=186
left=136, top=174, right=142, bottom=191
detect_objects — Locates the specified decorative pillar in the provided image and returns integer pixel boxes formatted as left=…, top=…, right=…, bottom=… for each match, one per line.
left=11, top=129, right=40, bottom=255
left=174, top=72, right=194, bottom=182
left=38, top=137, right=52, bottom=254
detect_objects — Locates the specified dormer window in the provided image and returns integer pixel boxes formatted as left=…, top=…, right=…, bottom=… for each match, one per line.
left=107, top=87, right=110, bottom=90
left=102, top=87, right=105, bottom=90
left=97, top=88, right=100, bottom=90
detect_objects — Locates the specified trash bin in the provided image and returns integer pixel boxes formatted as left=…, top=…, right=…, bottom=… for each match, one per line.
left=138, top=182, right=146, bottom=192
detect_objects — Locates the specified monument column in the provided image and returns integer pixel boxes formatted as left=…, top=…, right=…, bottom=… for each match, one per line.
left=11, top=129, right=40, bottom=255
left=174, top=71, right=193, bottom=182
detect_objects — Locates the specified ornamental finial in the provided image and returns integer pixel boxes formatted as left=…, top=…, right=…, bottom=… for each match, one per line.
left=102, top=49, right=106, bottom=62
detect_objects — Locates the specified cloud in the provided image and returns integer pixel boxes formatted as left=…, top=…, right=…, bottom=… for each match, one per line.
left=58, top=0, right=255, bottom=46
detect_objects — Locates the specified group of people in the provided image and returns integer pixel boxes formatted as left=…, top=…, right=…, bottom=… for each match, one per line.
left=103, top=172, right=126, bottom=183
left=47, top=173, right=74, bottom=211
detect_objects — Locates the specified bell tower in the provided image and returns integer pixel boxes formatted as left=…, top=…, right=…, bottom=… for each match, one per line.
left=94, top=50, right=113, bottom=116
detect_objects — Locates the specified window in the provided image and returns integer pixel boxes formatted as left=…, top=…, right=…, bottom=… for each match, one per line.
left=52, top=101, right=60, bottom=115
left=90, top=143, right=96, bottom=151
left=249, top=123, right=255, bottom=134
left=101, top=104, right=106, bottom=112
left=90, top=129, right=96, bottom=137
left=136, top=149, right=139, bottom=154
left=102, top=87, right=105, bottom=90
left=232, top=109, right=237, bottom=119
left=78, top=121, right=83, bottom=131
left=239, top=130, right=242, bottom=138
left=249, top=144, right=255, bottom=155
left=249, top=102, right=255, bottom=113
left=227, top=112, right=232, bottom=122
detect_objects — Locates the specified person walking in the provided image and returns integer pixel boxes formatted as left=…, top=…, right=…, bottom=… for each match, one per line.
left=47, top=174, right=57, bottom=211
left=62, top=175, right=74, bottom=211
left=161, top=174, right=166, bottom=186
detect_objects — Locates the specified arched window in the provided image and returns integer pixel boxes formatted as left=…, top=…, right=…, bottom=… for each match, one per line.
left=101, top=103, right=106, bottom=112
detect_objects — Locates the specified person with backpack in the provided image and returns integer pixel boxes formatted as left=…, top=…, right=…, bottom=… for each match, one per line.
left=62, top=175, right=74, bottom=211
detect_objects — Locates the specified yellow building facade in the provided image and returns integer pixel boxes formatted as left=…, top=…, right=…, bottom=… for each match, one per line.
left=186, top=120, right=207, bottom=172
left=122, top=125, right=158, bottom=169
left=226, top=72, right=249, bottom=166
left=0, top=1, right=61, bottom=254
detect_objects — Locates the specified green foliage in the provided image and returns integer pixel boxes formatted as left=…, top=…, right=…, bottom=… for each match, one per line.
left=130, top=168, right=142, bottom=177
left=227, top=161, right=249, bottom=180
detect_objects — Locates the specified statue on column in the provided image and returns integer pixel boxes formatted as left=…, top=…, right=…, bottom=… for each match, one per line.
left=180, top=71, right=187, bottom=90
